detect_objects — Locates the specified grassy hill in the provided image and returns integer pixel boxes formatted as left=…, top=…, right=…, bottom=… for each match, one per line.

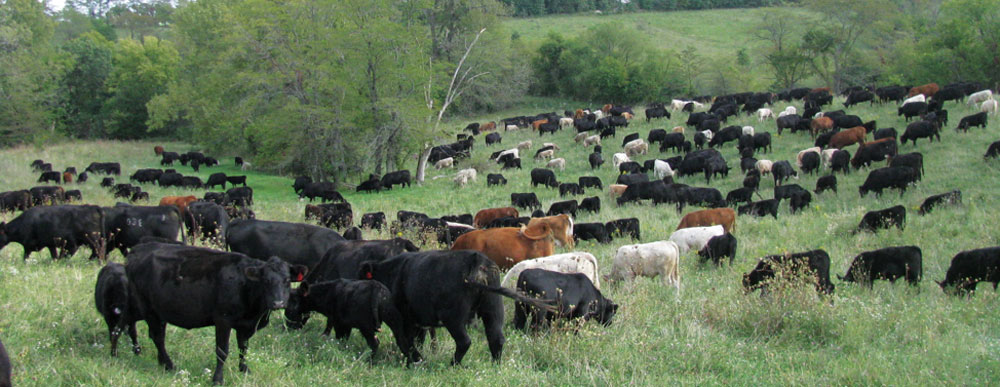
left=1, top=96, right=1000, bottom=385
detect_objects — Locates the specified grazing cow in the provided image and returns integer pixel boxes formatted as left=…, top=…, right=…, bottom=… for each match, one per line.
left=873, top=127, right=897, bottom=140
left=621, top=134, right=640, bottom=148
left=618, top=161, right=642, bottom=175
left=285, top=279, right=404, bottom=360
left=511, top=193, right=542, bottom=209
left=226, top=219, right=345, bottom=270
left=451, top=214, right=574, bottom=270
left=646, top=129, right=667, bottom=145
left=907, top=83, right=939, bottom=98
left=757, top=108, right=774, bottom=121
left=918, top=190, right=962, bottom=215
left=588, top=152, right=604, bottom=169
left=185, top=201, right=229, bottom=241
left=153, top=145, right=164, bottom=155
left=579, top=196, right=600, bottom=213
left=608, top=184, right=628, bottom=198
left=546, top=158, right=566, bottom=170
left=29, top=186, right=65, bottom=205
left=501, top=252, right=601, bottom=290
left=832, top=115, right=863, bottom=130
left=887, top=152, right=924, bottom=179
left=487, top=173, right=507, bottom=186
left=752, top=132, right=772, bottom=153
left=957, top=112, right=988, bottom=131
left=708, top=126, right=742, bottom=148
left=898, top=101, right=929, bottom=122
left=726, top=187, right=754, bottom=206
left=859, top=166, right=918, bottom=197
left=796, top=147, right=821, bottom=168
left=578, top=176, right=603, bottom=190
left=226, top=175, right=247, bottom=187
left=206, top=173, right=228, bottom=190
left=815, top=175, right=837, bottom=194
left=514, top=269, right=616, bottom=331
left=530, top=168, right=558, bottom=188
left=605, top=218, right=640, bottom=240
left=547, top=200, right=578, bottom=217
left=800, top=152, right=820, bottom=175
left=85, top=162, right=122, bottom=175
left=226, top=187, right=255, bottom=207
left=125, top=243, right=307, bottom=384
left=158, top=195, right=198, bottom=218
left=755, top=159, right=773, bottom=175
left=771, top=160, right=798, bottom=185
left=62, top=171, right=73, bottom=184
left=829, top=126, right=866, bottom=149
left=38, top=171, right=61, bottom=184
left=299, top=182, right=343, bottom=203
left=435, top=157, right=454, bottom=169
left=966, top=90, right=993, bottom=105
left=901, top=94, right=926, bottom=107
left=356, top=175, right=383, bottom=193
left=624, top=140, right=648, bottom=157
left=454, top=168, right=477, bottom=187
left=659, top=133, right=686, bottom=153
left=856, top=205, right=906, bottom=233
left=669, top=225, right=724, bottom=255
left=608, top=241, right=681, bottom=290
left=646, top=106, right=670, bottom=122
left=982, top=99, right=999, bottom=115
left=901, top=121, right=939, bottom=144
left=810, top=117, right=835, bottom=138
left=77, top=171, right=89, bottom=183
left=844, top=89, right=874, bottom=107
left=535, top=149, right=555, bottom=160
left=0, top=190, right=31, bottom=212
left=572, top=223, right=611, bottom=243
left=0, top=205, right=102, bottom=260
left=358, top=250, right=552, bottom=365
left=293, top=177, right=313, bottom=194
left=380, top=170, right=411, bottom=189
left=474, top=207, right=519, bottom=229
left=839, top=246, right=922, bottom=287
left=104, top=205, right=185, bottom=256
left=485, top=132, right=502, bottom=145
left=676, top=208, right=736, bottom=233
left=559, top=183, right=583, bottom=197
left=583, top=135, right=601, bottom=147
left=937, top=247, right=1000, bottom=294
left=130, top=169, right=164, bottom=184
left=698, top=233, right=737, bottom=266
left=95, top=262, right=142, bottom=357
left=612, top=153, right=630, bottom=169
left=360, top=212, right=386, bottom=231
left=738, top=199, right=779, bottom=218
left=743, top=250, right=835, bottom=295
left=851, top=138, right=896, bottom=169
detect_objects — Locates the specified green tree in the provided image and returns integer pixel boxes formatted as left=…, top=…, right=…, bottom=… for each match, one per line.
left=59, top=31, right=114, bottom=138
left=103, top=36, right=178, bottom=139
left=804, top=0, right=894, bottom=91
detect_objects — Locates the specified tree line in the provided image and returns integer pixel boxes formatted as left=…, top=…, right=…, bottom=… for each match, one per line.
left=502, top=0, right=789, bottom=16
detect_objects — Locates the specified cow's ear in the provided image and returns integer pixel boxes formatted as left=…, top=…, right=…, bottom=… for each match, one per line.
left=358, top=261, right=375, bottom=279
left=290, top=265, right=308, bottom=282
left=244, top=267, right=261, bottom=281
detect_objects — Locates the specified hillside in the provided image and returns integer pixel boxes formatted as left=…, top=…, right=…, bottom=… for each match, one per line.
left=1, top=96, right=1000, bottom=385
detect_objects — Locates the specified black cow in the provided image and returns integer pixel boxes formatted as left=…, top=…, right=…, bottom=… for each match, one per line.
left=888, top=152, right=924, bottom=180
left=698, top=233, right=737, bottom=266
left=130, top=169, right=164, bottom=184
left=901, top=121, right=939, bottom=145
left=30, top=159, right=46, bottom=171
left=932, top=87, right=966, bottom=104
left=77, top=171, right=89, bottom=183
left=101, top=177, right=117, bottom=188
left=844, top=89, right=874, bottom=107
left=579, top=196, right=601, bottom=213
left=726, top=187, right=754, bottom=206
left=918, top=190, right=962, bottom=215
left=578, top=176, right=602, bottom=190
left=226, top=187, right=255, bottom=207
left=559, top=183, right=583, bottom=197
left=800, top=152, right=820, bottom=175
left=185, top=201, right=229, bottom=241
left=38, top=171, right=61, bottom=184
left=530, top=168, right=558, bottom=188
left=0, top=190, right=31, bottom=212
left=226, top=219, right=345, bottom=270
left=126, top=243, right=306, bottom=384
left=647, top=128, right=668, bottom=145
left=753, top=132, right=772, bottom=153
left=839, top=246, right=922, bottom=287
left=441, top=214, right=473, bottom=225
left=621, top=133, right=639, bottom=147
left=157, top=173, right=182, bottom=187
left=776, top=115, right=801, bottom=135
left=85, top=162, right=121, bottom=175
left=873, top=127, right=897, bottom=140
left=743, top=250, right=835, bottom=295
left=588, top=153, right=604, bottom=169
left=682, top=187, right=725, bottom=208
left=502, top=157, right=522, bottom=170
left=180, top=176, right=203, bottom=189
left=618, top=161, right=642, bottom=175
left=659, top=133, right=687, bottom=153
left=203, top=192, right=229, bottom=206
left=380, top=170, right=411, bottom=189
left=957, top=112, right=988, bottom=131
left=487, top=173, right=507, bottom=186
left=29, top=186, right=65, bottom=205
left=693, top=131, right=708, bottom=149
left=360, top=212, right=386, bottom=231
left=95, top=262, right=142, bottom=357
left=856, top=205, right=906, bottom=233
left=0, top=205, right=103, bottom=259
left=511, top=193, right=541, bottom=209
left=771, top=160, right=798, bottom=185
left=832, top=114, right=863, bottom=129
left=859, top=167, right=918, bottom=197
left=104, top=205, right=185, bottom=256
left=738, top=199, right=779, bottom=218
left=876, top=85, right=907, bottom=103
left=514, top=269, right=617, bottom=331
left=898, top=102, right=928, bottom=121
left=285, top=280, right=404, bottom=361
left=739, top=157, right=758, bottom=175
left=316, top=203, right=353, bottom=230
left=299, top=182, right=342, bottom=203
left=160, top=152, right=180, bottom=166
left=605, top=218, right=640, bottom=240
left=484, top=217, right=527, bottom=228
left=573, top=223, right=611, bottom=243
left=814, top=130, right=838, bottom=148
left=396, top=210, right=429, bottom=228
left=356, top=176, right=383, bottom=193
left=708, top=126, right=741, bottom=148
left=645, top=107, right=670, bottom=122
left=226, top=176, right=247, bottom=187
left=485, top=132, right=502, bottom=146
left=986, top=141, right=1000, bottom=159
left=547, top=200, right=578, bottom=217
left=938, top=247, right=1000, bottom=294
left=851, top=140, right=896, bottom=169
left=293, top=176, right=312, bottom=194
left=815, top=175, right=837, bottom=194
left=111, top=184, right=137, bottom=200
left=616, top=180, right=666, bottom=206
left=359, top=250, right=554, bottom=364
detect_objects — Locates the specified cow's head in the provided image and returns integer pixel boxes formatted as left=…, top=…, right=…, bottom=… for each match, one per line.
left=284, top=282, right=311, bottom=329
left=244, top=257, right=308, bottom=310
left=590, top=298, right=618, bottom=327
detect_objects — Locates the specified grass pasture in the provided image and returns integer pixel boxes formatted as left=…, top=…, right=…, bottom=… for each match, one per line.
left=2, top=97, right=1000, bottom=385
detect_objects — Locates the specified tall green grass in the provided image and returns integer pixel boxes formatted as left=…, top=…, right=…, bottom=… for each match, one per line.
left=1, top=96, right=999, bottom=385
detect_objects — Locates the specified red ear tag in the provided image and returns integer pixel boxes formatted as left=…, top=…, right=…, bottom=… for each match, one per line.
left=295, top=273, right=304, bottom=282
left=365, top=272, right=373, bottom=279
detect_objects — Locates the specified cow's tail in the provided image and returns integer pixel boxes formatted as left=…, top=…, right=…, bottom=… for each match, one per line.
left=466, top=280, right=557, bottom=313
left=172, top=206, right=188, bottom=246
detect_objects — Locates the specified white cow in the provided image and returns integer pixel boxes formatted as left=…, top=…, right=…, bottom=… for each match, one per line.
left=584, top=135, right=601, bottom=147
left=756, top=159, right=774, bottom=175
left=496, top=148, right=519, bottom=161
left=454, top=168, right=477, bottom=186
left=535, top=149, right=555, bottom=160
left=593, top=110, right=605, bottom=120
left=967, top=90, right=993, bottom=106
left=434, top=157, right=454, bottom=169
left=699, top=130, right=714, bottom=141
left=669, top=225, right=725, bottom=255
left=501, top=252, right=601, bottom=290
left=574, top=132, right=589, bottom=143
left=982, top=99, right=999, bottom=116
left=516, top=141, right=532, bottom=150
left=609, top=241, right=681, bottom=290
left=796, top=147, right=821, bottom=168
left=559, top=117, right=574, bottom=128
left=653, top=159, right=674, bottom=179
left=742, top=126, right=755, bottom=136
left=612, top=153, right=631, bottom=169
left=624, top=140, right=648, bottom=157
left=821, top=148, right=839, bottom=167
left=901, top=94, right=925, bottom=106
left=505, top=124, right=519, bottom=131
left=543, top=142, right=561, bottom=150
left=670, top=99, right=688, bottom=111
left=546, top=158, right=566, bottom=170
left=757, top=108, right=775, bottom=122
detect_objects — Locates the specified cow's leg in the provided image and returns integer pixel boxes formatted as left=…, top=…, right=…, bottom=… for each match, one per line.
left=444, top=319, right=472, bottom=365
left=107, top=317, right=121, bottom=357
left=322, top=319, right=334, bottom=336
left=212, top=325, right=232, bottom=385
left=147, top=318, right=173, bottom=370
left=236, top=327, right=253, bottom=374
left=478, top=295, right=506, bottom=363
left=361, top=329, right=379, bottom=363
left=128, top=322, right=141, bottom=355
left=513, top=302, right=527, bottom=331
left=333, top=324, right=351, bottom=340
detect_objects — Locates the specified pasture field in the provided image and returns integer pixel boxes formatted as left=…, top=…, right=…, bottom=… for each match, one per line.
left=2, top=96, right=1000, bottom=385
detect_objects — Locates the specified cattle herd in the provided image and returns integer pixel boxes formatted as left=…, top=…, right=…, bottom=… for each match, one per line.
left=1, top=81, right=999, bottom=384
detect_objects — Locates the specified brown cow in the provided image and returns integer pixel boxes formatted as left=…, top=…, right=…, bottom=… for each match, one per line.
left=829, top=126, right=867, bottom=149
left=304, top=204, right=324, bottom=220
left=574, top=109, right=585, bottom=119
left=810, top=117, right=834, bottom=138
left=907, top=83, right=939, bottom=98
left=810, top=87, right=831, bottom=94
left=676, top=208, right=736, bottom=233
left=451, top=214, right=574, bottom=270
left=62, top=172, right=73, bottom=184
left=153, top=145, right=164, bottom=155
left=601, top=104, right=613, bottom=114
left=159, top=195, right=198, bottom=218
left=531, top=119, right=548, bottom=131
left=609, top=184, right=628, bottom=197
left=622, top=112, right=634, bottom=121
left=480, top=121, right=496, bottom=132
left=473, top=207, right=519, bottom=228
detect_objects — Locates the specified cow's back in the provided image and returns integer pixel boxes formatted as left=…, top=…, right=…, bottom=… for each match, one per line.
left=227, top=219, right=343, bottom=269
